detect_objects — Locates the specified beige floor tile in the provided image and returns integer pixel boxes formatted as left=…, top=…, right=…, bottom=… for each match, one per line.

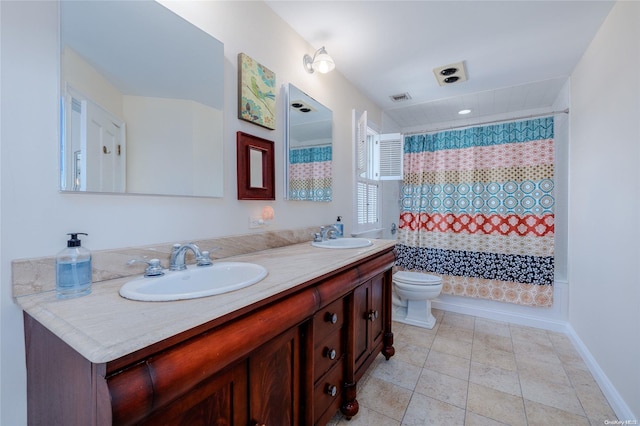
left=371, top=357, right=422, bottom=391
left=353, top=315, right=614, bottom=426
left=467, top=382, right=527, bottom=426
left=516, top=356, right=572, bottom=387
left=336, top=405, right=401, bottom=426
left=475, top=318, right=512, bottom=338
left=513, top=339, right=563, bottom=365
left=391, top=338, right=430, bottom=368
left=524, top=399, right=590, bottom=426
left=436, top=323, right=475, bottom=342
left=510, top=324, right=553, bottom=346
left=519, top=373, right=585, bottom=416
left=394, top=323, right=437, bottom=349
left=424, top=350, right=470, bottom=381
left=473, top=332, right=514, bottom=353
left=470, top=361, right=522, bottom=397
left=401, top=393, right=466, bottom=426
left=465, top=411, right=510, bottom=426
left=431, top=334, right=473, bottom=359
left=472, top=343, right=518, bottom=372
left=357, top=376, right=413, bottom=422
left=441, top=311, right=476, bottom=330
left=573, top=380, right=617, bottom=422
left=415, top=368, right=468, bottom=408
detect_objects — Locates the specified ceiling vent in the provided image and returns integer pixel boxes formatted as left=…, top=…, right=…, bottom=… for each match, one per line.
left=433, top=61, right=467, bottom=86
left=390, top=92, right=412, bottom=102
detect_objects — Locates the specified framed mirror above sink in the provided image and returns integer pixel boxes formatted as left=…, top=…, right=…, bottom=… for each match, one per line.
left=59, top=1, right=224, bottom=197
left=285, top=84, right=333, bottom=202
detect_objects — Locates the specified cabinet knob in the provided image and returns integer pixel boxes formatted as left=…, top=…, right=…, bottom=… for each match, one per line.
left=325, top=312, right=338, bottom=324
left=367, top=310, right=379, bottom=321
left=324, top=347, right=337, bottom=360
left=325, top=384, right=337, bottom=397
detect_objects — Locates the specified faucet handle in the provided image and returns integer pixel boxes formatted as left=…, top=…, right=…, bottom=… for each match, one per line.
left=196, top=251, right=213, bottom=267
left=196, top=247, right=220, bottom=267
left=127, top=258, right=165, bottom=277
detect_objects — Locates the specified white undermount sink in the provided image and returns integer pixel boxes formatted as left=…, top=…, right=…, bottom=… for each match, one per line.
left=311, top=237, right=373, bottom=249
left=119, top=262, right=268, bottom=302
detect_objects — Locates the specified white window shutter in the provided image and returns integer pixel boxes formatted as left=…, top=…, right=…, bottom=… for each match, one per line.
left=377, top=133, right=403, bottom=180
left=356, top=110, right=368, bottom=178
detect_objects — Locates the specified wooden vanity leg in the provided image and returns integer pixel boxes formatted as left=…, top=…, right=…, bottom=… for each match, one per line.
left=382, top=331, right=395, bottom=360
left=341, top=381, right=359, bottom=419
left=382, top=269, right=395, bottom=360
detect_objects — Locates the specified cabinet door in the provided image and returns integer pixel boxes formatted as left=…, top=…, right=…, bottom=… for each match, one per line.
left=370, top=273, right=385, bottom=348
left=353, top=274, right=385, bottom=377
left=140, top=361, right=249, bottom=426
left=249, top=325, right=303, bottom=426
left=353, top=282, right=370, bottom=371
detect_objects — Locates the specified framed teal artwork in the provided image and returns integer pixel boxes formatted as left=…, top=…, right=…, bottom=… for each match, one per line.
left=238, top=53, right=276, bottom=130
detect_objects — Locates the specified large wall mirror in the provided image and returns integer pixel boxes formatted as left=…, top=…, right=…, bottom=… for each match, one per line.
left=59, top=1, right=224, bottom=197
left=285, top=84, right=333, bottom=202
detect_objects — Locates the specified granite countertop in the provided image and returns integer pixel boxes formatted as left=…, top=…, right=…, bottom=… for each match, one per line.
left=16, top=239, right=396, bottom=364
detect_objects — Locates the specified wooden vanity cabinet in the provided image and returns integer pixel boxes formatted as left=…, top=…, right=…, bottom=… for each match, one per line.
left=139, top=324, right=305, bottom=426
left=23, top=247, right=395, bottom=425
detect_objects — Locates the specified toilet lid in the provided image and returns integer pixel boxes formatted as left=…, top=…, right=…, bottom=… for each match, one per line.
left=393, top=271, right=442, bottom=285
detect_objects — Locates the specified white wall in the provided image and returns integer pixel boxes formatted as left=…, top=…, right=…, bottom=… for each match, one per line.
left=569, top=1, right=640, bottom=418
left=0, top=1, right=381, bottom=423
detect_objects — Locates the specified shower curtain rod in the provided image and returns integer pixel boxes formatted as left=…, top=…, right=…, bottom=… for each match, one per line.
left=403, top=108, right=569, bottom=136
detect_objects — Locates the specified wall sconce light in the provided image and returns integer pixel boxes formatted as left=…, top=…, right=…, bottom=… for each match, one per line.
left=303, top=46, right=335, bottom=74
left=262, top=205, right=275, bottom=222
left=249, top=205, right=275, bottom=228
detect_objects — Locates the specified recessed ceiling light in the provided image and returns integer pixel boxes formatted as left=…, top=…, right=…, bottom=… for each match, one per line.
left=458, top=109, right=471, bottom=115
left=443, top=76, right=459, bottom=84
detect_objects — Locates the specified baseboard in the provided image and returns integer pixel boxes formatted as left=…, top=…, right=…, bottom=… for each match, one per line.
left=565, top=325, right=637, bottom=421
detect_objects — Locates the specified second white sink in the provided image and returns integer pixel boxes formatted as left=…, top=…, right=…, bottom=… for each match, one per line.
left=312, top=238, right=373, bottom=249
left=119, top=262, right=268, bottom=302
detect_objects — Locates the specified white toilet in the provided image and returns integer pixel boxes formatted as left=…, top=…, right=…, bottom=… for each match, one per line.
left=392, top=271, right=443, bottom=329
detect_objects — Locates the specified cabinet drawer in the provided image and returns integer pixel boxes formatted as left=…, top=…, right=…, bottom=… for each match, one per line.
left=314, top=327, right=343, bottom=383
left=313, top=360, right=343, bottom=423
left=314, top=297, right=344, bottom=343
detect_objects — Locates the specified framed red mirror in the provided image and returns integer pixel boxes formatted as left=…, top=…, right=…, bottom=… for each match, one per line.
left=236, top=131, right=275, bottom=200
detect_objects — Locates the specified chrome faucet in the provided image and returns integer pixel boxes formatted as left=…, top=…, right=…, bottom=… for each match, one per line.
left=169, top=243, right=213, bottom=271
left=320, top=225, right=341, bottom=241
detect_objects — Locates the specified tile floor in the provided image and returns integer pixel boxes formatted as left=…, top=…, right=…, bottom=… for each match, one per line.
left=329, top=309, right=617, bottom=425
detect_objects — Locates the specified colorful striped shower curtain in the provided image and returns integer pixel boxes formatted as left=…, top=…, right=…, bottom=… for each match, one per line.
left=288, top=146, right=332, bottom=202
left=395, top=117, right=555, bottom=307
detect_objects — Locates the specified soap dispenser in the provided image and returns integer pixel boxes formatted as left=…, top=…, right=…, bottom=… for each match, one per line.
left=334, top=216, right=344, bottom=238
left=56, top=233, right=92, bottom=299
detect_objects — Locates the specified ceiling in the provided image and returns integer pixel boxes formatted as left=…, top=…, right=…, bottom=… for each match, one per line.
left=266, top=0, right=614, bottom=131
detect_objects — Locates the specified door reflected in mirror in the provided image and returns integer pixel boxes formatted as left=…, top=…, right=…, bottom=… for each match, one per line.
left=59, top=1, right=224, bottom=197
left=285, top=84, right=333, bottom=202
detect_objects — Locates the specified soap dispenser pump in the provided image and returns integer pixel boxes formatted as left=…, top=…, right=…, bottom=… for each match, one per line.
left=56, top=233, right=92, bottom=299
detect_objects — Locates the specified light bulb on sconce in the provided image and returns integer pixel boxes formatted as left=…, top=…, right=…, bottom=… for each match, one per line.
left=303, top=46, right=335, bottom=74
left=262, top=206, right=274, bottom=222
left=249, top=206, right=275, bottom=229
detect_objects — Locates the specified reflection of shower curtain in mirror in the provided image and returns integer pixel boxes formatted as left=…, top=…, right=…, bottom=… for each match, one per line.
left=288, top=146, right=332, bottom=202
left=396, top=117, right=555, bottom=307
